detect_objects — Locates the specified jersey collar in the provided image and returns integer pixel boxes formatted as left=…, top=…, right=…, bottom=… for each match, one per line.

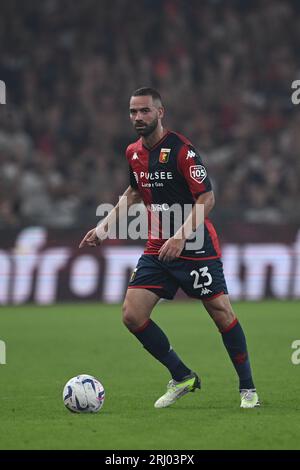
left=142, top=130, right=171, bottom=151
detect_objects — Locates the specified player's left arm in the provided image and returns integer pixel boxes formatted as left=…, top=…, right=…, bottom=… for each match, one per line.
left=158, top=191, right=215, bottom=261
left=158, top=145, right=214, bottom=262
left=178, top=189, right=215, bottom=236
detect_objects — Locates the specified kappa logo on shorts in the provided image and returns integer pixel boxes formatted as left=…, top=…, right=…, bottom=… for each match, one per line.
left=189, top=165, right=207, bottom=184
left=200, top=287, right=212, bottom=296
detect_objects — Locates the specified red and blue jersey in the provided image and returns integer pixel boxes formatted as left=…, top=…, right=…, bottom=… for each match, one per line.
left=126, top=130, right=221, bottom=260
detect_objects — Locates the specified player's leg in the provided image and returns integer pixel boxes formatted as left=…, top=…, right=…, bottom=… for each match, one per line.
left=202, top=294, right=259, bottom=408
left=122, top=287, right=159, bottom=331
left=168, top=257, right=259, bottom=408
left=123, top=255, right=200, bottom=408
left=123, top=287, right=192, bottom=382
left=201, top=293, right=236, bottom=332
left=201, top=294, right=253, bottom=388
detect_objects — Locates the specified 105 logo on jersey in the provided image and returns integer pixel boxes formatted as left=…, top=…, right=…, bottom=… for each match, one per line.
left=189, top=165, right=207, bottom=184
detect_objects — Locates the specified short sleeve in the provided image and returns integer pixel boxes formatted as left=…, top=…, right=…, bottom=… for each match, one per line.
left=177, top=144, right=212, bottom=199
left=129, top=165, right=138, bottom=189
left=126, top=145, right=138, bottom=189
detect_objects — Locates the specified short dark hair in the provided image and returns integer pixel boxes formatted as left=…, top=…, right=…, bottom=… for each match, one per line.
left=132, top=87, right=162, bottom=104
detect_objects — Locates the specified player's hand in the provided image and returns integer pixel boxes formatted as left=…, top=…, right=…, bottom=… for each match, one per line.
left=79, top=228, right=101, bottom=248
left=158, top=237, right=185, bottom=262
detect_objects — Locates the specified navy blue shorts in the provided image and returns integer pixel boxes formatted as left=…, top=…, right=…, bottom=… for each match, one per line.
left=128, top=255, right=228, bottom=301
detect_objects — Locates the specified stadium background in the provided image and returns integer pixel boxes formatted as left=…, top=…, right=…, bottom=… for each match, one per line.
left=1, top=0, right=300, bottom=304
left=0, top=0, right=300, bottom=451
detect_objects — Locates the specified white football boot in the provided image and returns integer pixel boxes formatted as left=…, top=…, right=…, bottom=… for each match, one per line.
left=154, top=373, right=201, bottom=408
left=240, top=389, right=260, bottom=408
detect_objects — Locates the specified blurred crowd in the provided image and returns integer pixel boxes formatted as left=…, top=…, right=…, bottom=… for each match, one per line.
left=0, top=0, right=300, bottom=228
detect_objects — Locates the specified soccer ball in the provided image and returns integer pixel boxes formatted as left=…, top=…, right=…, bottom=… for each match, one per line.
left=63, top=374, right=105, bottom=413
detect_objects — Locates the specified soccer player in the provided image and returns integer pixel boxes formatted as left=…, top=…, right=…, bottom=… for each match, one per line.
left=79, top=87, right=260, bottom=409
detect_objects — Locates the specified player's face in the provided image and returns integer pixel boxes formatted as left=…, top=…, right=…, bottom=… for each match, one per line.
left=129, top=95, right=164, bottom=137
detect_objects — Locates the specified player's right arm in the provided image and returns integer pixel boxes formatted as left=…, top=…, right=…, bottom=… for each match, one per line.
left=79, top=185, right=142, bottom=248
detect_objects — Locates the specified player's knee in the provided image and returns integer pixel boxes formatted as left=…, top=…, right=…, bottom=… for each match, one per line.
left=122, top=301, right=132, bottom=327
left=210, top=304, right=235, bottom=330
left=122, top=300, right=139, bottom=330
left=217, top=308, right=236, bottom=331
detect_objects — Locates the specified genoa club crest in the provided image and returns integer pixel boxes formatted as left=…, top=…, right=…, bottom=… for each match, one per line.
left=159, top=148, right=171, bottom=163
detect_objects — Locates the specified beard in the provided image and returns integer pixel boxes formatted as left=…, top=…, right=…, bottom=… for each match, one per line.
left=134, top=117, right=159, bottom=137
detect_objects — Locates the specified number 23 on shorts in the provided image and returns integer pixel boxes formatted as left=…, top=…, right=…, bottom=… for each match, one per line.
left=190, top=266, right=212, bottom=289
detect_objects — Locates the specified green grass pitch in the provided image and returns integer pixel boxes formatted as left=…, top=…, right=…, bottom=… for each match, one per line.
left=0, top=300, right=299, bottom=450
